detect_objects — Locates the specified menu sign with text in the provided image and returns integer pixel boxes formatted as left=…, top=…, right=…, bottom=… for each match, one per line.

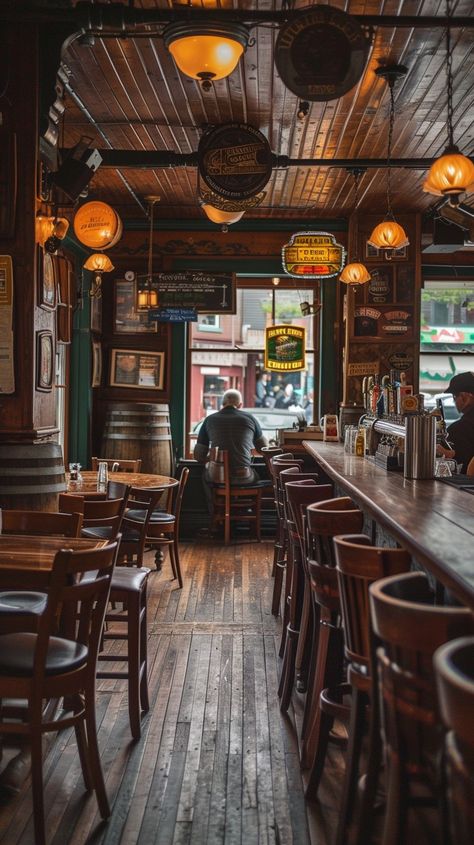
left=137, top=271, right=236, bottom=314
left=282, top=232, right=345, bottom=278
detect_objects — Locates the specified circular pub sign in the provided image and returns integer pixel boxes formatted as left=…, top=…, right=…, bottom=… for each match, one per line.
left=73, top=201, right=122, bottom=250
left=198, top=123, right=273, bottom=201
left=275, top=5, right=372, bottom=102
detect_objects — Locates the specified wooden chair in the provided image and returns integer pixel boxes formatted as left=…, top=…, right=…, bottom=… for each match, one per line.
left=332, top=534, right=411, bottom=845
left=210, top=450, right=264, bottom=545
left=302, top=497, right=364, bottom=796
left=138, top=467, right=189, bottom=588
left=278, top=478, right=332, bottom=712
left=118, top=487, right=166, bottom=566
left=59, top=490, right=130, bottom=541
left=1, top=509, right=82, bottom=537
left=0, top=541, right=119, bottom=845
left=91, top=457, right=142, bottom=473
left=434, top=636, right=474, bottom=845
left=369, top=571, right=474, bottom=845
left=269, top=455, right=304, bottom=614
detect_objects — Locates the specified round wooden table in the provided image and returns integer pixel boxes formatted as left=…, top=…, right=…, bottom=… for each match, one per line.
left=67, top=470, right=178, bottom=494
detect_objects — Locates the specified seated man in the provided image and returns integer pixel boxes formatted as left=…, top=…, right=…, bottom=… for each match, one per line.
left=194, top=388, right=268, bottom=513
left=437, top=371, right=474, bottom=472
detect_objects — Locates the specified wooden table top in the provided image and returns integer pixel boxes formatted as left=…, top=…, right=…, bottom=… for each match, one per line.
left=303, top=440, right=474, bottom=609
left=0, top=535, right=107, bottom=572
left=68, top=470, right=178, bottom=494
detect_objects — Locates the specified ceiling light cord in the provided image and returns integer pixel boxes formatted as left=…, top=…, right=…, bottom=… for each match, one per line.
left=446, top=0, right=454, bottom=149
left=386, top=81, right=395, bottom=217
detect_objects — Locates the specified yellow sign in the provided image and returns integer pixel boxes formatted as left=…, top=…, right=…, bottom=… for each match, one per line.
left=265, top=325, right=306, bottom=372
left=282, top=231, right=345, bottom=278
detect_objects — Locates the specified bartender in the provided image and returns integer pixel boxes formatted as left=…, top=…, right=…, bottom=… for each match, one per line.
left=437, top=372, right=474, bottom=472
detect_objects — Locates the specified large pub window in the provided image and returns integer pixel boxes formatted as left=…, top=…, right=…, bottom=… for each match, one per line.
left=187, top=282, right=319, bottom=456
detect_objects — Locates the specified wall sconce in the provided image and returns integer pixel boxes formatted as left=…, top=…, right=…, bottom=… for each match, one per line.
left=163, top=21, right=250, bottom=90
left=83, top=252, right=114, bottom=298
left=36, top=214, right=70, bottom=252
left=423, top=0, right=474, bottom=205
left=367, top=65, right=409, bottom=257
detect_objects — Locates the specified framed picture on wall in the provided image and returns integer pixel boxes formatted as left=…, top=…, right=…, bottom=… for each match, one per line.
left=365, top=242, right=407, bottom=261
left=110, top=348, right=164, bottom=390
left=91, top=341, right=102, bottom=387
left=36, top=330, right=54, bottom=391
left=114, top=279, right=157, bottom=333
left=90, top=292, right=102, bottom=333
left=38, top=249, right=57, bottom=310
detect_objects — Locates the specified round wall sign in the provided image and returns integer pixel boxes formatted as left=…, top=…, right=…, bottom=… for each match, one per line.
left=275, top=6, right=372, bottom=102
left=198, top=123, right=273, bottom=201
left=73, top=201, right=122, bottom=250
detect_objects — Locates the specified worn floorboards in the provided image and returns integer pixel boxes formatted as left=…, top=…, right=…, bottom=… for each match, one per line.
left=0, top=539, right=437, bottom=844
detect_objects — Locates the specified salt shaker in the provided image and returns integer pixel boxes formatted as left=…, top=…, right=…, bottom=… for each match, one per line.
left=97, top=461, right=109, bottom=492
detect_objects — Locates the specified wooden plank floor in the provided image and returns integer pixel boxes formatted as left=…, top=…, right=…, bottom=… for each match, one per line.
left=0, top=540, right=334, bottom=845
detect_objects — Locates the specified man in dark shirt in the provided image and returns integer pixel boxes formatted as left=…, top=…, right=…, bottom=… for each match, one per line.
left=441, top=372, right=474, bottom=472
left=194, top=389, right=268, bottom=511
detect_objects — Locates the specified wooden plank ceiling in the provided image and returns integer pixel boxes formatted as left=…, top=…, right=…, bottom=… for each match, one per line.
left=54, top=0, right=474, bottom=224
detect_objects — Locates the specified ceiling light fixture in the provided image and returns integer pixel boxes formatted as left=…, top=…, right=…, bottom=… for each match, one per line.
left=340, top=168, right=371, bottom=287
left=83, top=253, right=114, bottom=298
left=368, top=65, right=410, bottom=257
left=137, top=196, right=160, bottom=312
left=423, top=0, right=474, bottom=205
left=163, top=21, right=250, bottom=91
left=201, top=203, right=245, bottom=226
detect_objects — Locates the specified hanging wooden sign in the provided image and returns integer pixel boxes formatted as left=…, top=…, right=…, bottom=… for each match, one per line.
left=275, top=5, right=371, bottom=102
left=198, top=123, right=273, bottom=201
left=282, top=232, right=345, bottom=278
left=264, top=325, right=306, bottom=373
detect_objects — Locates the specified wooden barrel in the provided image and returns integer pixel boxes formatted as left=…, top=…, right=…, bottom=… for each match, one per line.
left=0, top=442, right=66, bottom=511
left=101, top=403, right=174, bottom=476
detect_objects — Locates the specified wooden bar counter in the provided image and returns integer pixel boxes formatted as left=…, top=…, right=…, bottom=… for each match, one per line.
left=303, top=441, right=474, bottom=610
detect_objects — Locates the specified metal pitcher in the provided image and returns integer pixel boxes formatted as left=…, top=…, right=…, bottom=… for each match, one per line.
left=403, top=415, right=437, bottom=480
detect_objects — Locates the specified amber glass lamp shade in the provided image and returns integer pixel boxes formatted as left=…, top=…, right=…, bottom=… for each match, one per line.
left=137, top=285, right=158, bottom=311
left=164, top=22, right=249, bottom=83
left=339, top=262, right=372, bottom=286
left=368, top=218, right=409, bottom=250
left=83, top=253, right=114, bottom=273
left=36, top=214, right=55, bottom=246
left=423, top=147, right=474, bottom=202
left=74, top=201, right=122, bottom=250
left=201, top=203, right=245, bottom=225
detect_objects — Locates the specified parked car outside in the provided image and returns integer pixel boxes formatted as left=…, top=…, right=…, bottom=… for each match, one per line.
left=191, top=407, right=301, bottom=446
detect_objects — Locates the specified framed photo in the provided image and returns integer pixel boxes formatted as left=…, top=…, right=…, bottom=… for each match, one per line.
left=36, top=330, right=54, bottom=391
left=91, top=341, right=102, bottom=387
left=114, top=279, right=157, bottom=334
left=365, top=242, right=407, bottom=261
left=90, top=292, right=102, bottom=333
left=110, top=348, right=164, bottom=390
left=38, top=249, right=57, bottom=310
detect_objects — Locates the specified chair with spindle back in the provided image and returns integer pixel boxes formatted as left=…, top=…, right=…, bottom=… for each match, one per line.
left=369, top=572, right=474, bottom=845
left=332, top=535, right=411, bottom=845
left=434, top=636, right=474, bottom=845
left=210, top=450, right=264, bottom=544
left=278, top=478, right=332, bottom=712
left=91, top=457, right=142, bottom=473
left=302, top=498, right=364, bottom=796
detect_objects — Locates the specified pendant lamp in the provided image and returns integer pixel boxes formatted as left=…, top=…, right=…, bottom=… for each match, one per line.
left=368, top=65, right=410, bottom=257
left=201, top=203, right=245, bottom=226
left=83, top=253, right=114, bottom=298
left=163, top=21, right=249, bottom=91
left=423, top=0, right=474, bottom=205
left=339, top=169, right=371, bottom=288
left=137, top=197, right=160, bottom=312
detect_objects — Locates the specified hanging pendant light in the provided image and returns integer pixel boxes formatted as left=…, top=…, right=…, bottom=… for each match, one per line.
left=423, top=0, right=474, bottom=205
left=340, top=168, right=371, bottom=288
left=368, top=65, right=409, bottom=257
left=163, top=21, right=249, bottom=91
left=137, top=196, right=160, bottom=312
left=83, top=253, right=114, bottom=298
left=201, top=203, right=245, bottom=226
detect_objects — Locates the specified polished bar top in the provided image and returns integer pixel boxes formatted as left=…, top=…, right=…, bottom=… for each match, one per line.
left=303, top=441, right=474, bottom=608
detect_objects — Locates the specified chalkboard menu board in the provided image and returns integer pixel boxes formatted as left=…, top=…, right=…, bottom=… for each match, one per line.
left=137, top=271, right=236, bottom=314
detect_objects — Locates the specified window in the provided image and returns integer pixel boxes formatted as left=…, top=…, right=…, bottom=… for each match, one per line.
left=188, top=284, right=318, bottom=453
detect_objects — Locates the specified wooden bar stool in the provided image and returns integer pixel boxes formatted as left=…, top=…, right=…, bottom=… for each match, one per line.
left=332, top=534, right=411, bottom=845
left=210, top=450, right=263, bottom=544
left=369, top=572, right=474, bottom=845
left=301, top=497, right=364, bottom=795
left=269, top=455, right=304, bottom=616
left=278, top=478, right=332, bottom=712
left=434, top=636, right=474, bottom=845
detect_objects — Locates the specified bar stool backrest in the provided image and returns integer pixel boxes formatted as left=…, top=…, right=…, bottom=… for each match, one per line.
left=306, top=498, right=364, bottom=612
left=286, top=481, right=333, bottom=561
left=334, top=534, right=411, bottom=673
left=369, top=571, right=474, bottom=776
left=434, top=636, right=474, bottom=845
